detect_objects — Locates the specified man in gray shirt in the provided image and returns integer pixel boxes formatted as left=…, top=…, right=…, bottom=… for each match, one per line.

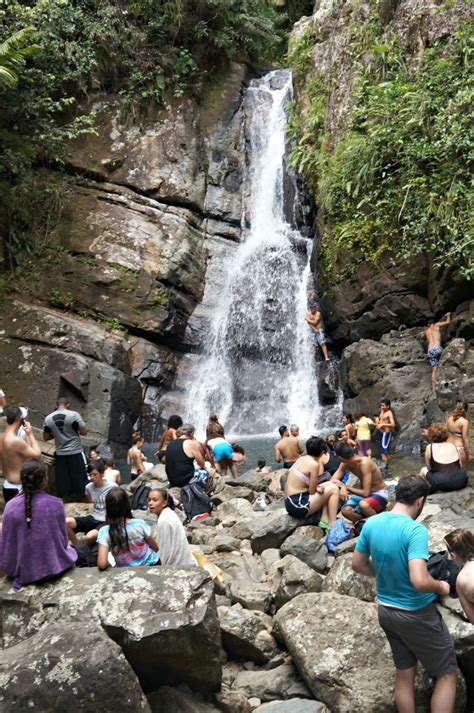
left=43, top=397, right=88, bottom=499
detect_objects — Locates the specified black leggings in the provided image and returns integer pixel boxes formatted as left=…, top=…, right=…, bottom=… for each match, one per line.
left=427, top=469, right=468, bottom=494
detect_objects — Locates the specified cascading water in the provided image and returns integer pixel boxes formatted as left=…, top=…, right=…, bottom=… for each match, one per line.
left=185, top=69, right=332, bottom=437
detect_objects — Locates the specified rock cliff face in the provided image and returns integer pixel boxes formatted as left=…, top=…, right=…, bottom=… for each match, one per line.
left=291, top=0, right=473, bottom=449
left=2, top=65, right=252, bottom=446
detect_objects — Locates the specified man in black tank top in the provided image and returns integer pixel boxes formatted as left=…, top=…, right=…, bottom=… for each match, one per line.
left=165, top=423, right=206, bottom=487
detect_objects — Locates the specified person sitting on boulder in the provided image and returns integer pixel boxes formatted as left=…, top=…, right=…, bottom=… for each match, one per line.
left=283, top=436, right=340, bottom=529
left=332, top=442, right=388, bottom=522
left=127, top=435, right=153, bottom=480
left=165, top=423, right=208, bottom=488
left=154, top=414, right=183, bottom=463
left=66, top=460, right=118, bottom=546
left=148, top=488, right=196, bottom=566
left=103, top=457, right=121, bottom=485
left=444, top=529, right=474, bottom=623
left=419, top=423, right=468, bottom=494
left=0, top=459, right=77, bottom=590
left=97, top=488, right=158, bottom=569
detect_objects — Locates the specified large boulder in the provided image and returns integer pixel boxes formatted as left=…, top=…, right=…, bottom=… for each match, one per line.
left=274, top=593, right=466, bottom=712
left=321, top=553, right=375, bottom=602
left=248, top=510, right=322, bottom=554
left=0, top=567, right=222, bottom=693
left=229, top=580, right=273, bottom=613
left=233, top=663, right=312, bottom=702
left=0, top=300, right=142, bottom=450
left=218, top=605, right=278, bottom=664
left=148, top=686, right=221, bottom=713
left=253, top=701, right=329, bottom=713
left=268, top=555, right=323, bottom=610
left=0, top=622, right=151, bottom=712
left=280, top=532, right=327, bottom=573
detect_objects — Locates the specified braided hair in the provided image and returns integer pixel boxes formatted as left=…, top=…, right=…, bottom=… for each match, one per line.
left=105, top=488, right=133, bottom=554
left=20, top=459, right=47, bottom=528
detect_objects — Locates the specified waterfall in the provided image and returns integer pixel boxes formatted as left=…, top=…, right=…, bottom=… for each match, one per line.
left=184, top=69, right=325, bottom=438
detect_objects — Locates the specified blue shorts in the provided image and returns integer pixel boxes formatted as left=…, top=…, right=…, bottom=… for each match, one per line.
left=426, top=346, right=443, bottom=367
left=212, top=441, right=233, bottom=461
left=381, top=432, right=392, bottom=455
left=284, top=492, right=310, bottom=519
left=343, top=492, right=388, bottom=515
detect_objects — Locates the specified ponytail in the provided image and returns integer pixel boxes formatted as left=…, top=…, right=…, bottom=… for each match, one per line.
left=149, top=487, right=176, bottom=510
left=20, top=460, right=47, bottom=528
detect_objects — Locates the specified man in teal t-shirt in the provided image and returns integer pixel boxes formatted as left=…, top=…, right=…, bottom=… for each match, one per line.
left=352, top=474, right=458, bottom=713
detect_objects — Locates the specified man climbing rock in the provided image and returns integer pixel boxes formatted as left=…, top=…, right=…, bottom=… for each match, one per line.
left=420, top=313, right=452, bottom=388
left=305, top=303, right=330, bottom=361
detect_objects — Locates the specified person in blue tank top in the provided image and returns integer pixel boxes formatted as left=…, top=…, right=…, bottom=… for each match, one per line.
left=352, top=474, right=458, bottom=713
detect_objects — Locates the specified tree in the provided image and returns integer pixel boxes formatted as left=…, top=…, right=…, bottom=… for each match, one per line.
left=0, top=27, right=40, bottom=88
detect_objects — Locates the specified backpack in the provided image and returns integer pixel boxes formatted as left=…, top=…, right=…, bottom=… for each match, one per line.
left=324, top=519, right=353, bottom=553
left=181, top=482, right=212, bottom=521
left=427, top=551, right=460, bottom=597
left=131, top=483, right=151, bottom=510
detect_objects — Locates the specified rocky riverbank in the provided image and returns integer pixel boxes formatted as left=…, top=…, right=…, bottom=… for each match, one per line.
left=1, top=466, right=473, bottom=712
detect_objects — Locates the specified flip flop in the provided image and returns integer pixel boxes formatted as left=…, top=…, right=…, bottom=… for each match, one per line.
left=319, top=520, right=330, bottom=532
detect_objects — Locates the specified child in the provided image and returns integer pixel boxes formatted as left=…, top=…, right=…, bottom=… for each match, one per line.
left=66, top=460, right=117, bottom=546
left=97, top=488, right=158, bottom=569
left=354, top=412, right=375, bottom=457
left=148, top=488, right=196, bottom=566
left=337, top=429, right=356, bottom=447
left=127, top=435, right=153, bottom=480
left=104, top=458, right=121, bottom=485
left=255, top=458, right=271, bottom=474
left=232, top=443, right=246, bottom=465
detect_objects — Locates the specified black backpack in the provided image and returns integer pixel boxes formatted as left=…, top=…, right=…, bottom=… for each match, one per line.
left=131, top=483, right=151, bottom=510
left=181, top=482, right=212, bottom=521
left=427, top=551, right=460, bottom=597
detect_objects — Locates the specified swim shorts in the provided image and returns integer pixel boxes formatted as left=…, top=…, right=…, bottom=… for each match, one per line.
left=284, top=492, right=311, bottom=518
left=73, top=515, right=106, bottom=533
left=426, top=346, right=443, bottom=367
left=343, top=490, right=388, bottom=515
left=380, top=431, right=392, bottom=455
left=378, top=602, right=457, bottom=677
left=212, top=441, right=233, bottom=462
left=357, top=439, right=372, bottom=456
left=312, top=329, right=329, bottom=347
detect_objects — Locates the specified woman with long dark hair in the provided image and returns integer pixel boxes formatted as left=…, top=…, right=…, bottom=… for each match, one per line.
left=0, top=459, right=77, bottom=590
left=446, top=401, right=472, bottom=471
left=96, top=488, right=158, bottom=570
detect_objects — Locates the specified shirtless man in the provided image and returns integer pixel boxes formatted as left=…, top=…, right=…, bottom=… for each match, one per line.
left=305, top=303, right=330, bottom=361
left=420, top=313, right=452, bottom=388
left=375, top=398, right=396, bottom=463
left=332, top=441, right=388, bottom=522
left=274, top=424, right=303, bottom=469
left=0, top=405, right=42, bottom=504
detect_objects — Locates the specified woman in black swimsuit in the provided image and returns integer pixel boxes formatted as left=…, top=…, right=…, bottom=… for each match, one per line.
left=154, top=415, right=183, bottom=463
left=419, top=423, right=468, bottom=493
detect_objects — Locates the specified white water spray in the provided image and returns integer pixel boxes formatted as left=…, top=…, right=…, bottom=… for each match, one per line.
left=184, top=70, right=326, bottom=437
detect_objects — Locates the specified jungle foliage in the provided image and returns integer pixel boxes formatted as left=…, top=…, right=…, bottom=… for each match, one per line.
left=0, top=0, right=286, bottom=273
left=288, top=19, right=474, bottom=280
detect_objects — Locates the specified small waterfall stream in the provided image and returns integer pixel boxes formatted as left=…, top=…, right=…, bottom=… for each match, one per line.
left=184, top=69, right=333, bottom=437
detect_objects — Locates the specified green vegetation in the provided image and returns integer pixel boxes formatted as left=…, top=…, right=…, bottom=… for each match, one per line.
left=0, top=0, right=286, bottom=276
left=49, top=288, right=74, bottom=310
left=288, top=20, right=474, bottom=280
